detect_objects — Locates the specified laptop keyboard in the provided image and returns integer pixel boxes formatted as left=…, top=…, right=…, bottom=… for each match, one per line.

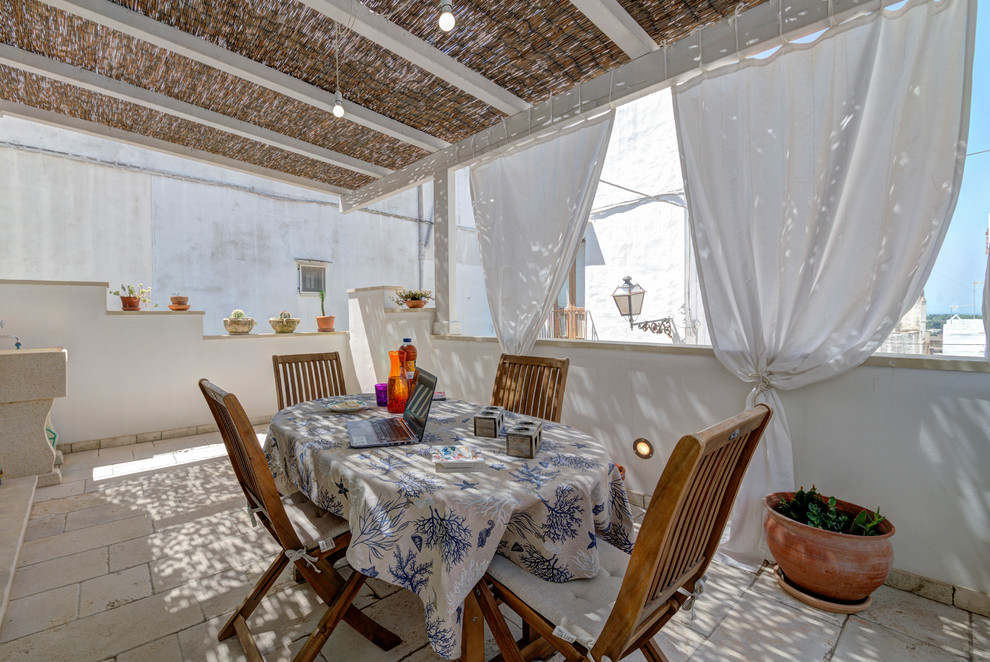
left=375, top=418, right=411, bottom=442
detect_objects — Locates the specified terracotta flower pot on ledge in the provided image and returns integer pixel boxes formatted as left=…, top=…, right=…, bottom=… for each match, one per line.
left=764, top=492, right=894, bottom=608
left=405, top=300, right=427, bottom=309
left=119, top=296, right=140, bottom=311
left=316, top=315, right=335, bottom=332
left=169, top=296, right=190, bottom=311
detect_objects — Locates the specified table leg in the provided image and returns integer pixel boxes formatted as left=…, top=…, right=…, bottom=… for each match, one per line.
left=461, top=590, right=485, bottom=662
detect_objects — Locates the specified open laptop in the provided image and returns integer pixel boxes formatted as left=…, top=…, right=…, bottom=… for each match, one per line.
left=347, top=368, right=438, bottom=448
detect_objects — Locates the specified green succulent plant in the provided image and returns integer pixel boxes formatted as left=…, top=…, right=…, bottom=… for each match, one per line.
left=230, top=309, right=249, bottom=319
left=776, top=486, right=884, bottom=536
left=278, top=310, right=293, bottom=320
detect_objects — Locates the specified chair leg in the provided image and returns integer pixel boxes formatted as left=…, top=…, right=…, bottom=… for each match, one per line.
left=302, top=559, right=402, bottom=651
left=473, top=581, right=525, bottom=662
left=219, top=552, right=290, bottom=641
left=640, top=638, right=669, bottom=662
left=293, top=571, right=367, bottom=662
left=461, top=588, right=485, bottom=662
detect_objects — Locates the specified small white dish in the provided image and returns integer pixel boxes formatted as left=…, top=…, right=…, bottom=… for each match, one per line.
left=328, top=400, right=365, bottom=414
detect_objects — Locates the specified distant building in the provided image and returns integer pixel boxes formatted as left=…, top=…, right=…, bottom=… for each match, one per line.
left=878, top=293, right=929, bottom=355
left=943, top=316, right=987, bottom=357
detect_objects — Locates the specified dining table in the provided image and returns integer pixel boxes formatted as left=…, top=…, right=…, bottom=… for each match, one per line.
left=263, top=392, right=636, bottom=660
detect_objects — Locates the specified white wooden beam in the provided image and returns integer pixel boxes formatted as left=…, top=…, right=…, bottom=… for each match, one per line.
left=38, top=0, right=447, bottom=153
left=297, top=0, right=528, bottom=115
left=342, top=0, right=888, bottom=212
left=569, top=0, right=658, bottom=60
left=0, top=101, right=349, bottom=197
left=0, top=43, right=390, bottom=178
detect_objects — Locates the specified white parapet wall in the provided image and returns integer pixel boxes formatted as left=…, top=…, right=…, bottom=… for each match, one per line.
left=0, top=280, right=359, bottom=447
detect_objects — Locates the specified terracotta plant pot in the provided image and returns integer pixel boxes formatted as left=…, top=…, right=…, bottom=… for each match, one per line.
left=168, top=304, right=190, bottom=311
left=119, top=296, right=140, bottom=311
left=223, top=317, right=255, bottom=335
left=316, top=315, right=335, bottom=332
left=170, top=296, right=189, bottom=306
left=405, top=300, right=427, bottom=309
left=269, top=317, right=300, bottom=333
left=763, top=492, right=895, bottom=604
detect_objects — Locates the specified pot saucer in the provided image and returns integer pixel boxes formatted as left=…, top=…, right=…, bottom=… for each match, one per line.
left=169, top=304, right=191, bottom=311
left=773, top=565, right=871, bottom=614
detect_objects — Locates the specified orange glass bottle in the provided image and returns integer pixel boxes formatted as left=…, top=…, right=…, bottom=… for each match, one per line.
left=387, top=350, right=409, bottom=413
left=399, top=337, right=417, bottom=386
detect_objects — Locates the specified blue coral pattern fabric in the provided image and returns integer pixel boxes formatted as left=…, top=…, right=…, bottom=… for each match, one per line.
left=264, top=396, right=634, bottom=659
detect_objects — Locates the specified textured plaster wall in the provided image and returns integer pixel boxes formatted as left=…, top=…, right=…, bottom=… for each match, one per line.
left=0, top=116, right=430, bottom=335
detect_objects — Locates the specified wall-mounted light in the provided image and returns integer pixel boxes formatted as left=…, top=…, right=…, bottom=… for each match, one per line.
left=439, top=0, right=455, bottom=31
left=633, top=438, right=654, bottom=459
left=611, top=276, right=681, bottom=341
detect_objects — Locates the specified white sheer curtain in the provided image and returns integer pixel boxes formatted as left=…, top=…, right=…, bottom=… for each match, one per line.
left=470, top=112, right=614, bottom=355
left=672, top=0, right=975, bottom=569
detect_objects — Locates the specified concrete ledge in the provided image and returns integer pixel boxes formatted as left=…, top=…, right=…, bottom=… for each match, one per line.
left=203, top=331, right=349, bottom=340
left=431, top=334, right=990, bottom=373
left=0, top=475, right=37, bottom=633
left=107, top=310, right=205, bottom=316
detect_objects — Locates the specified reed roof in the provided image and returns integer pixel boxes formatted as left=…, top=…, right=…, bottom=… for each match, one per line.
left=0, top=0, right=766, bottom=193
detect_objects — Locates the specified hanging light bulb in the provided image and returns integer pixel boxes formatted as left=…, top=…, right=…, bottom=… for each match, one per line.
left=332, top=20, right=345, bottom=118
left=438, top=0, right=455, bottom=31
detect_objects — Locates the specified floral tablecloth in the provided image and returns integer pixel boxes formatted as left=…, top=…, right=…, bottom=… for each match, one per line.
left=264, top=394, right=635, bottom=659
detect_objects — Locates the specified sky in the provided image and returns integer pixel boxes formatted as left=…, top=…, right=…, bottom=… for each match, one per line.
left=925, top=2, right=989, bottom=314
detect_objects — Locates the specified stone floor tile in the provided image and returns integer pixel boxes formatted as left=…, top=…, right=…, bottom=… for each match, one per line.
left=668, top=558, right=757, bottom=637
left=32, top=479, right=85, bottom=502
left=164, top=561, right=262, bottom=621
left=367, top=575, right=404, bottom=600
left=96, top=445, right=138, bottom=462
left=653, top=623, right=708, bottom=662
left=109, top=510, right=245, bottom=572
left=831, top=616, right=968, bottom=662
left=10, top=547, right=108, bottom=600
left=175, top=613, right=247, bottom=662
left=18, top=514, right=153, bottom=566
left=0, top=588, right=204, bottom=661
left=116, top=634, right=183, bottom=662
left=0, top=583, right=79, bottom=643
left=23, top=511, right=66, bottom=541
left=149, top=526, right=278, bottom=593
left=62, top=448, right=102, bottom=468
left=690, top=590, right=841, bottom=662
left=152, top=434, right=212, bottom=451
left=65, top=502, right=150, bottom=532
left=857, top=585, right=970, bottom=657
left=59, top=463, right=102, bottom=484
left=974, top=613, right=989, bottom=660
left=30, top=491, right=110, bottom=519
left=80, top=564, right=153, bottom=617
left=749, top=566, right=848, bottom=626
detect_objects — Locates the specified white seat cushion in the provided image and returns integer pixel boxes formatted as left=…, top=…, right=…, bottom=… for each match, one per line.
left=487, top=542, right=630, bottom=650
left=281, top=492, right=349, bottom=550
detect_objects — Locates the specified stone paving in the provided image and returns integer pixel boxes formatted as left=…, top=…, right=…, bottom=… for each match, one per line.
left=0, top=429, right=986, bottom=662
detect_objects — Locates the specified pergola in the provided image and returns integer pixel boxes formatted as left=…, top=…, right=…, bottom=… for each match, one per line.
left=0, top=0, right=862, bottom=199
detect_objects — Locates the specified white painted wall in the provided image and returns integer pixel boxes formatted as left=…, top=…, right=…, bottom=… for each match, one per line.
left=0, top=280, right=359, bottom=445
left=0, top=117, right=433, bottom=336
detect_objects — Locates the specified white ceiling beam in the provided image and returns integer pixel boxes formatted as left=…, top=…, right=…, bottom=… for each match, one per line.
left=0, top=43, right=390, bottom=178
left=341, top=0, right=888, bottom=212
left=0, top=101, right=349, bottom=197
left=569, top=0, right=659, bottom=60
left=297, top=0, right=528, bottom=115
left=38, top=0, right=447, bottom=153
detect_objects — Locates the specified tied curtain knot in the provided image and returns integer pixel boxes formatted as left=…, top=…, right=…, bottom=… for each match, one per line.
left=746, top=371, right=776, bottom=396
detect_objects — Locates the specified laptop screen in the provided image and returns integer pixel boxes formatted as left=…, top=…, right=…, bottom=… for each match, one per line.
left=402, top=368, right=437, bottom=440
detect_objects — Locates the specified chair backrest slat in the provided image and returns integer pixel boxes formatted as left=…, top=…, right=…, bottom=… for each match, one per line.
left=491, top=354, right=570, bottom=422
left=591, top=405, right=772, bottom=661
left=199, top=379, right=302, bottom=550
left=273, top=352, right=348, bottom=410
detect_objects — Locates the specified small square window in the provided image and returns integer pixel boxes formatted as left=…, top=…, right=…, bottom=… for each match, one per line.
left=297, top=261, right=328, bottom=294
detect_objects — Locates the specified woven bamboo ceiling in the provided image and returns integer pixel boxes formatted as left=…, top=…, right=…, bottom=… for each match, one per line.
left=0, top=0, right=767, bottom=195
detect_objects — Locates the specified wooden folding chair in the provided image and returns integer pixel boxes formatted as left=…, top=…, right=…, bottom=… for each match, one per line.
left=491, top=354, right=570, bottom=422
left=198, top=379, right=401, bottom=661
left=272, top=352, right=348, bottom=410
left=474, top=405, right=773, bottom=662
